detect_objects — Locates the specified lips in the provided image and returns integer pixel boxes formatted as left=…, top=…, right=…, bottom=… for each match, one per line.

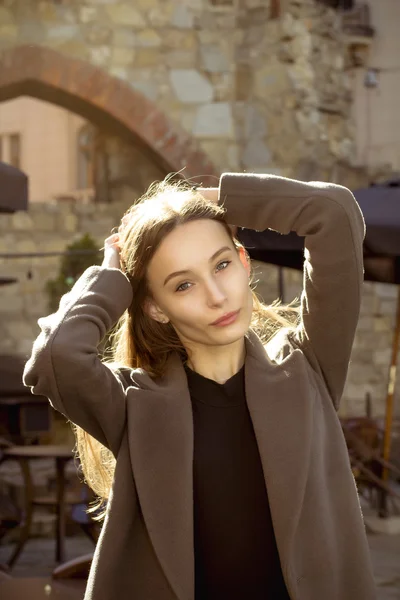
left=210, top=310, right=240, bottom=326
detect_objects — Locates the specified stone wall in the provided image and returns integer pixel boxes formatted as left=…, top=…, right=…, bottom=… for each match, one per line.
left=0, top=0, right=398, bottom=418
left=0, top=0, right=376, bottom=184
left=1, top=198, right=399, bottom=419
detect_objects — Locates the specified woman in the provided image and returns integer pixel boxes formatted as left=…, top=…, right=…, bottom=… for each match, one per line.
left=24, top=172, right=376, bottom=600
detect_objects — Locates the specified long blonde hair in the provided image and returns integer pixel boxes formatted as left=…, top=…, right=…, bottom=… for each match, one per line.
left=74, top=177, right=300, bottom=519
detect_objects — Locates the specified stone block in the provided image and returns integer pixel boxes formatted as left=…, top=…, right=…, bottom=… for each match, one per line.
left=357, top=316, right=374, bottom=331
left=15, top=239, right=37, bottom=254
left=31, top=212, right=56, bottom=232
left=170, top=69, right=214, bottom=103
left=111, top=46, right=135, bottom=66
left=193, top=102, right=234, bottom=138
left=254, top=63, right=291, bottom=100
left=373, top=348, right=392, bottom=367
left=114, top=27, right=137, bottom=47
left=85, top=23, right=112, bottom=45
left=63, top=214, right=79, bottom=233
left=0, top=24, right=17, bottom=38
left=0, top=213, right=12, bottom=230
left=165, top=49, right=197, bottom=69
left=11, top=212, right=33, bottom=231
left=163, top=30, right=197, bottom=50
left=227, top=143, right=240, bottom=169
left=136, top=29, right=161, bottom=47
left=79, top=7, right=98, bottom=24
left=135, top=48, right=162, bottom=67
left=373, top=317, right=391, bottom=333
left=105, top=5, right=146, bottom=28
left=200, top=45, right=230, bottom=73
left=0, top=293, right=24, bottom=313
left=148, top=5, right=175, bottom=28
left=244, top=105, right=267, bottom=140
left=242, top=138, right=271, bottom=169
left=47, top=25, right=79, bottom=40
left=0, top=6, right=14, bottom=25
left=129, top=78, right=159, bottom=101
left=171, top=5, right=194, bottom=29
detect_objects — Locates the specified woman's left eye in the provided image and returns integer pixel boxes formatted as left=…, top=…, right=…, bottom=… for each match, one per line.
left=216, top=260, right=231, bottom=271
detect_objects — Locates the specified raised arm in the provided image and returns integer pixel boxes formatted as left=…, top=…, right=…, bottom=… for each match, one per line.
left=218, top=172, right=365, bottom=409
left=23, top=236, right=133, bottom=456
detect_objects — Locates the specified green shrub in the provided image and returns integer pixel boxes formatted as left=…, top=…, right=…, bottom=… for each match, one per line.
left=46, top=233, right=102, bottom=312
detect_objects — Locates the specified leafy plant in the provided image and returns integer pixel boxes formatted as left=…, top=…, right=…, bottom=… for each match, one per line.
left=46, top=233, right=102, bottom=312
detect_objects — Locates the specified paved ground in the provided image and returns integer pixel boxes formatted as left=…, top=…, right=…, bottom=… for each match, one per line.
left=368, top=532, right=400, bottom=599
left=0, top=529, right=399, bottom=599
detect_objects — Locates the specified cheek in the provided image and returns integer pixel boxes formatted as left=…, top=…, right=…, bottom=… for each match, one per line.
left=166, top=294, right=205, bottom=326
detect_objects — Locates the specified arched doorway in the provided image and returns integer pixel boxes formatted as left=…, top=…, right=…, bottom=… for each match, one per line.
left=0, top=45, right=217, bottom=184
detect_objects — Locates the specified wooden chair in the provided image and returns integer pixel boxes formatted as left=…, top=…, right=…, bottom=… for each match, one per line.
left=52, top=552, right=93, bottom=580
left=341, top=416, right=400, bottom=513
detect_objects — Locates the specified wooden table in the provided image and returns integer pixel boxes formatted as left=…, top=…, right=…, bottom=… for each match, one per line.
left=2, top=445, right=75, bottom=568
left=0, top=576, right=85, bottom=599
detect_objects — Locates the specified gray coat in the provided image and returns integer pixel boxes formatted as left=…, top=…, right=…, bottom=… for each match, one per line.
left=24, top=173, right=376, bottom=599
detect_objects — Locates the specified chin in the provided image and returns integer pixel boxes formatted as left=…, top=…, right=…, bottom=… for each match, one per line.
left=211, top=321, right=249, bottom=342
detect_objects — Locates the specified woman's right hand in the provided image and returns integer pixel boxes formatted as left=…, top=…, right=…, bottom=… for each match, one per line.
left=102, top=233, right=121, bottom=270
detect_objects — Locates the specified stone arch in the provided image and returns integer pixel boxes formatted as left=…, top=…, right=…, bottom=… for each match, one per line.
left=0, top=45, right=217, bottom=183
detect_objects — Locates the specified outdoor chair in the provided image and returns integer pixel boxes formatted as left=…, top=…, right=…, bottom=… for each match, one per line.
left=52, top=552, right=93, bottom=580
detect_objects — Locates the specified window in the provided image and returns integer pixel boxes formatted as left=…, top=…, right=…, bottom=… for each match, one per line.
left=76, top=124, right=110, bottom=202
left=9, top=134, right=21, bottom=169
left=77, top=124, right=95, bottom=189
left=0, top=133, right=21, bottom=169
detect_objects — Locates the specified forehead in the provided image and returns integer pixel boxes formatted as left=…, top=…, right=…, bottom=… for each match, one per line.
left=148, top=219, right=232, bottom=274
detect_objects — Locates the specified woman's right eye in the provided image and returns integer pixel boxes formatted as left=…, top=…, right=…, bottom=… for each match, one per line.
left=176, top=282, right=191, bottom=292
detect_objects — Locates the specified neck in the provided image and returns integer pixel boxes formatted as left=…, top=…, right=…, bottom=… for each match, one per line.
left=185, top=336, right=246, bottom=384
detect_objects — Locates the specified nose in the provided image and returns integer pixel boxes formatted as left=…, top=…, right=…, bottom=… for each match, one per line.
left=204, top=277, right=227, bottom=308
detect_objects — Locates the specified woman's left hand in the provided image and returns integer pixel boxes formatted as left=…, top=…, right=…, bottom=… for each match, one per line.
left=196, top=187, right=219, bottom=204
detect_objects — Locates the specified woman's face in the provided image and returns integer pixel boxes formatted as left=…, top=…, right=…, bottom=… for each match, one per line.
left=145, top=219, right=253, bottom=350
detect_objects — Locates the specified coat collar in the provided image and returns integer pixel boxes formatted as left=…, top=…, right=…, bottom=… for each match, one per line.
left=127, top=329, right=314, bottom=600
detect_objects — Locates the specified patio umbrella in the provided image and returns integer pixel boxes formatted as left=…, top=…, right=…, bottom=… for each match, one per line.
left=0, top=161, right=28, bottom=286
left=0, top=161, right=28, bottom=214
left=237, top=179, right=400, bottom=513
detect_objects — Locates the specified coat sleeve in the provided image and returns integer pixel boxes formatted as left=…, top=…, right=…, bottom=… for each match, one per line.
left=219, top=172, right=365, bottom=409
left=23, top=266, right=134, bottom=456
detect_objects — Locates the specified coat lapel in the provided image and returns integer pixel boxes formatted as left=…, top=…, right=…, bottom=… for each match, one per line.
left=127, top=329, right=315, bottom=599
left=244, top=329, right=315, bottom=574
left=127, top=353, right=194, bottom=600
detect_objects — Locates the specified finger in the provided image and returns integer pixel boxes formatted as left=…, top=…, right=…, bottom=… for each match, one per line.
left=105, top=233, right=119, bottom=244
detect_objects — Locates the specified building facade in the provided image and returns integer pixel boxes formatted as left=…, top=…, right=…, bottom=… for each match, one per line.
left=0, top=0, right=399, bottom=418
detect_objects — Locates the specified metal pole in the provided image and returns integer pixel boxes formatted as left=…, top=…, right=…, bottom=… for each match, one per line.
left=380, top=286, right=400, bottom=517
left=278, top=267, right=285, bottom=302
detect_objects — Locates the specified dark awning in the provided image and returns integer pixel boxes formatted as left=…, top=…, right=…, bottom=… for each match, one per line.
left=237, top=179, right=400, bottom=285
left=0, top=161, right=28, bottom=214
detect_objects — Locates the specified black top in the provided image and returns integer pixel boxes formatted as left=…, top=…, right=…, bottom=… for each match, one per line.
left=185, top=363, right=291, bottom=600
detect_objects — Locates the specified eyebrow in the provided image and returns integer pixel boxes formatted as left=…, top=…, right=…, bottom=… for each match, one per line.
left=163, top=246, right=232, bottom=287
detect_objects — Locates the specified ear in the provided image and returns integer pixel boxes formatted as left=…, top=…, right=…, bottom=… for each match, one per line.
left=144, top=298, right=170, bottom=324
left=238, top=245, right=251, bottom=277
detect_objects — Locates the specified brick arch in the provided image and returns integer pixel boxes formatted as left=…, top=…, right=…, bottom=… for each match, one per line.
left=0, top=45, right=218, bottom=183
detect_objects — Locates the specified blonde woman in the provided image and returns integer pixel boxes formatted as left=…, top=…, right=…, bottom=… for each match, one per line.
left=24, top=172, right=376, bottom=600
